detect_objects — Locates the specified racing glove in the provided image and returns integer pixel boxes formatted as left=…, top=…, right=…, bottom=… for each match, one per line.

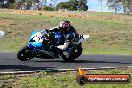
left=57, top=41, right=70, bottom=50
left=49, top=27, right=60, bottom=32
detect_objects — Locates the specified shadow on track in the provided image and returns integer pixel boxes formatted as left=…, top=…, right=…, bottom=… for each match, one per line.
left=0, top=65, right=55, bottom=71
left=34, top=59, right=132, bottom=64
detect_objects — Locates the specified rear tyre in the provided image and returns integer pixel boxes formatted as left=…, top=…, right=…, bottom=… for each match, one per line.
left=61, top=45, right=83, bottom=62
left=17, top=46, right=32, bottom=61
left=72, top=45, right=82, bottom=58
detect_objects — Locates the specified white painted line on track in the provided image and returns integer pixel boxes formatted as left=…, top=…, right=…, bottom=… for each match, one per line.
left=0, top=66, right=129, bottom=74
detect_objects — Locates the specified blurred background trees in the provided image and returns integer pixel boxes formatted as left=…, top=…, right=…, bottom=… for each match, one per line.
left=0, top=0, right=88, bottom=11
left=107, top=0, right=132, bottom=15
left=56, top=0, right=88, bottom=11
left=0, top=0, right=132, bottom=14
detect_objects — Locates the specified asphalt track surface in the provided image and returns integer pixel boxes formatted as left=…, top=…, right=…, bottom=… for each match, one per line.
left=0, top=53, right=132, bottom=72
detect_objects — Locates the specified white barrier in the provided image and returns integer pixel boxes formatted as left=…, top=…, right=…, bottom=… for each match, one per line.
left=0, top=31, right=4, bottom=38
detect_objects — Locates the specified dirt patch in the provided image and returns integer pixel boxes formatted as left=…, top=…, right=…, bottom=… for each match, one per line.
left=12, top=10, right=97, bottom=19
left=0, top=17, right=15, bottom=26
left=0, top=9, right=123, bottom=21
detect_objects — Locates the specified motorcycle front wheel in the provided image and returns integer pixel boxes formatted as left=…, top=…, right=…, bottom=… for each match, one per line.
left=17, top=46, right=32, bottom=61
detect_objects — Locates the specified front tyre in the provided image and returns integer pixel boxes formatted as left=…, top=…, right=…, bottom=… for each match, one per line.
left=17, top=46, right=32, bottom=61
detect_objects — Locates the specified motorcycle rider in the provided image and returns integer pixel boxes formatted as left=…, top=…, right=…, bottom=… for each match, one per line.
left=42, top=20, right=79, bottom=58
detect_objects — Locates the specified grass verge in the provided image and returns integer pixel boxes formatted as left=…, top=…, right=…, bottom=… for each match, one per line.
left=0, top=67, right=132, bottom=88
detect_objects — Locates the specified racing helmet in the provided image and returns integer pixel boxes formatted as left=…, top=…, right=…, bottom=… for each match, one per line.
left=58, top=20, right=71, bottom=32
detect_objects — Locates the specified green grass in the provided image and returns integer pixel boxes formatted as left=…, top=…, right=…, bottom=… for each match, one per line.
left=0, top=68, right=132, bottom=88
left=0, top=11, right=132, bottom=55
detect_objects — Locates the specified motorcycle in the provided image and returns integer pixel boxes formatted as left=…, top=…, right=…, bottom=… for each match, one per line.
left=17, top=30, right=89, bottom=62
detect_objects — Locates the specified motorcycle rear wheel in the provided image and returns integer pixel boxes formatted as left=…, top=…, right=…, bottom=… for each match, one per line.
left=61, top=45, right=83, bottom=62
left=72, top=45, right=82, bottom=58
